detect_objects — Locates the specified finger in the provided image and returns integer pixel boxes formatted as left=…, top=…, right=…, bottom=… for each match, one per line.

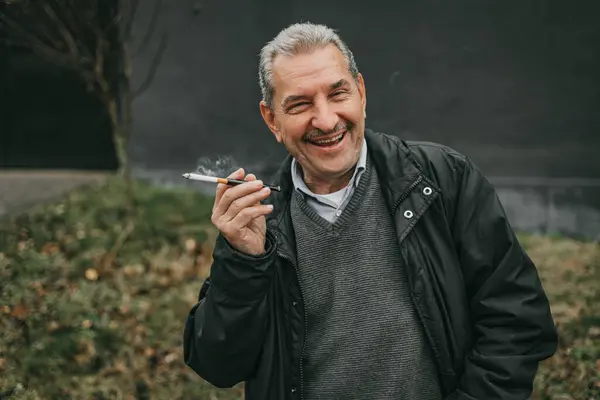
left=214, top=179, right=265, bottom=219
left=244, top=174, right=261, bottom=205
left=222, top=186, right=271, bottom=223
left=228, top=204, right=274, bottom=232
left=214, top=168, right=244, bottom=211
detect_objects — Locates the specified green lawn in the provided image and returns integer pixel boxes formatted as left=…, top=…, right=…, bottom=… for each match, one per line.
left=0, top=177, right=598, bottom=399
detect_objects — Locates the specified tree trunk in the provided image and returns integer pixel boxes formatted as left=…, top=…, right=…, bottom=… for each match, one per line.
left=106, top=94, right=135, bottom=213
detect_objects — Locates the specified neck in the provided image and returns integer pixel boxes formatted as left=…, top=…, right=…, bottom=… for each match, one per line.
left=302, top=165, right=356, bottom=194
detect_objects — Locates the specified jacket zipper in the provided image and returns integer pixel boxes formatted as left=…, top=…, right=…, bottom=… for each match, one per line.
left=391, top=175, right=446, bottom=386
left=277, top=250, right=307, bottom=400
left=399, top=248, right=445, bottom=388
left=391, top=175, right=423, bottom=215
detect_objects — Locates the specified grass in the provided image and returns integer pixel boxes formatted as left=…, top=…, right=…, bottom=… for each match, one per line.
left=0, top=177, right=243, bottom=400
left=0, top=177, right=598, bottom=399
left=521, top=234, right=600, bottom=399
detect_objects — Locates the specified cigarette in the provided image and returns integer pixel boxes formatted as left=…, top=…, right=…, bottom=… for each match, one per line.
left=182, top=173, right=281, bottom=192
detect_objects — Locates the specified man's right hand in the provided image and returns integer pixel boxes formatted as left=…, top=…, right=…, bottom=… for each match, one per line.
left=211, top=168, right=274, bottom=256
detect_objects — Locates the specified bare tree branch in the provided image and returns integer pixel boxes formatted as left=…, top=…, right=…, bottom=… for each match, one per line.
left=19, top=7, right=64, bottom=52
left=123, top=0, right=139, bottom=40
left=53, top=0, right=94, bottom=60
left=41, top=3, right=79, bottom=61
left=106, top=12, right=123, bottom=36
left=98, top=0, right=123, bottom=38
left=0, top=2, right=100, bottom=80
left=134, top=0, right=161, bottom=56
left=132, top=31, right=167, bottom=99
left=0, top=12, right=73, bottom=69
left=93, top=28, right=111, bottom=95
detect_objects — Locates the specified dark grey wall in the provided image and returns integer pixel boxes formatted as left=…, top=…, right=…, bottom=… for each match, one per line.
left=0, top=2, right=118, bottom=170
left=0, top=50, right=118, bottom=170
left=128, top=0, right=600, bottom=239
left=130, top=0, right=600, bottom=180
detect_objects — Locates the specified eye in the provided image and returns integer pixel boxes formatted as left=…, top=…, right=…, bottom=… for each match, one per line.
left=330, top=90, right=348, bottom=98
left=287, top=102, right=310, bottom=113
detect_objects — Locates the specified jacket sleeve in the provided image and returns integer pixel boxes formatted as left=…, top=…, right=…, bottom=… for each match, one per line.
left=183, top=230, right=277, bottom=388
left=446, top=155, right=558, bottom=400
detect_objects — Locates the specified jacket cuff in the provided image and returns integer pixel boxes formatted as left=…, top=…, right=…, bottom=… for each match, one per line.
left=209, top=230, right=277, bottom=301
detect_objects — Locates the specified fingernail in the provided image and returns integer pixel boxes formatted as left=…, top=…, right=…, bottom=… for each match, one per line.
left=266, top=204, right=273, bottom=210
left=255, top=180, right=263, bottom=186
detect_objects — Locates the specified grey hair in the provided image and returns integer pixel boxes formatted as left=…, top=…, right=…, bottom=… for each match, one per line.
left=258, top=22, right=360, bottom=110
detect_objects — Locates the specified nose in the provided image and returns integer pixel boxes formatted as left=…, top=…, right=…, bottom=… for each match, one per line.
left=311, top=100, right=339, bottom=133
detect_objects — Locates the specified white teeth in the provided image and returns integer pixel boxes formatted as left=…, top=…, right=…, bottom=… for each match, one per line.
left=313, top=132, right=344, bottom=144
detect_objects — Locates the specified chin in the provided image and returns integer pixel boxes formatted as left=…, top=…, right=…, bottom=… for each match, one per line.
left=317, top=159, right=357, bottom=177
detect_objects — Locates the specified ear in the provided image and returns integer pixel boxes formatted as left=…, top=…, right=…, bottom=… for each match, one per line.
left=357, top=73, right=367, bottom=119
left=259, top=101, right=283, bottom=143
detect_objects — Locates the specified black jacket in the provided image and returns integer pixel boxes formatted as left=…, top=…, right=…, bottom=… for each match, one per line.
left=184, top=129, right=558, bottom=400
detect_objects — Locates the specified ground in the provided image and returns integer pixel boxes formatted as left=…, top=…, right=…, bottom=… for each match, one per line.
left=0, top=177, right=598, bottom=399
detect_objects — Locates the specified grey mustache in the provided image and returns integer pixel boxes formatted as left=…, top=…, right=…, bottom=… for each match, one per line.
left=304, top=123, right=352, bottom=141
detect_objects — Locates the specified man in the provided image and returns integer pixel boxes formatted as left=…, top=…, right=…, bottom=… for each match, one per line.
left=183, top=22, right=557, bottom=400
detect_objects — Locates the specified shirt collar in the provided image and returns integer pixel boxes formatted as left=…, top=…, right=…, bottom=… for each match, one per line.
left=291, top=137, right=368, bottom=197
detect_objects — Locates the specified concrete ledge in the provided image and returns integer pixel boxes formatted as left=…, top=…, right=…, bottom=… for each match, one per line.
left=0, top=170, right=110, bottom=218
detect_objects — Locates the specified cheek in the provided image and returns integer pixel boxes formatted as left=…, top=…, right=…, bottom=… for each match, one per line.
left=280, top=116, right=310, bottom=142
left=336, top=99, right=363, bottom=122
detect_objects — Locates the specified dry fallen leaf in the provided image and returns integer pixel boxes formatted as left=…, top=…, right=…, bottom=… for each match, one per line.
left=170, top=259, right=190, bottom=282
left=11, top=303, right=29, bottom=320
left=74, top=339, right=97, bottom=366
left=157, top=276, right=170, bottom=286
left=85, top=268, right=99, bottom=281
left=185, top=238, right=196, bottom=253
left=29, top=281, right=48, bottom=296
left=41, top=242, right=60, bottom=255
left=99, top=360, right=129, bottom=377
left=29, top=281, right=42, bottom=289
left=588, top=326, right=600, bottom=339
left=164, top=353, right=179, bottom=364
left=123, top=264, right=144, bottom=277
left=47, top=321, right=60, bottom=333
left=81, top=320, right=93, bottom=329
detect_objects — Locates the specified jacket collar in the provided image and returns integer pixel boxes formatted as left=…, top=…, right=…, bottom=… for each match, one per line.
left=363, top=128, right=423, bottom=209
left=266, top=128, right=424, bottom=261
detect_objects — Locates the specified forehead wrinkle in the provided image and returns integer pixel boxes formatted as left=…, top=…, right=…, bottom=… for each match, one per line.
left=271, top=46, right=352, bottom=109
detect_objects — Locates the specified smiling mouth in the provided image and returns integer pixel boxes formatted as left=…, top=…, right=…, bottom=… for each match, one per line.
left=307, top=131, right=346, bottom=147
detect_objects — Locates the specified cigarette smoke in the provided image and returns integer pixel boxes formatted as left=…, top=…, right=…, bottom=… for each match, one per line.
left=195, top=155, right=240, bottom=177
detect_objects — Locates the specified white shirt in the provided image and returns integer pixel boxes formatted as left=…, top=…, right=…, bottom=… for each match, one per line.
left=291, top=138, right=368, bottom=223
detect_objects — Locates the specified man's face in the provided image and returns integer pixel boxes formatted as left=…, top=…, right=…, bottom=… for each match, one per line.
left=260, top=44, right=367, bottom=190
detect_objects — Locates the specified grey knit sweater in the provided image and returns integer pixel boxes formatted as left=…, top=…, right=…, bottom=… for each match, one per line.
left=290, top=157, right=443, bottom=400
